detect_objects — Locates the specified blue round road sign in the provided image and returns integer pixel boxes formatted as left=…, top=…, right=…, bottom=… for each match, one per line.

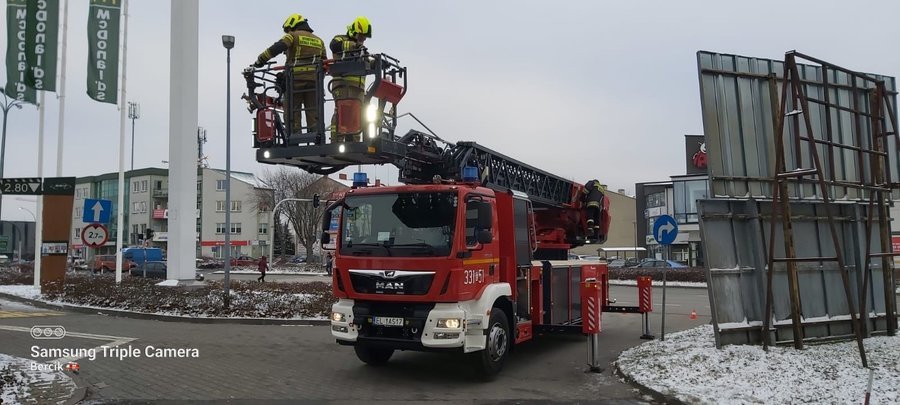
left=652, top=215, right=678, bottom=245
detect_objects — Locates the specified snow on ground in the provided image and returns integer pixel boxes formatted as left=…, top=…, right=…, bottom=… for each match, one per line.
left=0, top=285, right=42, bottom=300
left=617, top=325, right=900, bottom=404
left=609, top=279, right=707, bottom=288
left=0, top=353, right=76, bottom=404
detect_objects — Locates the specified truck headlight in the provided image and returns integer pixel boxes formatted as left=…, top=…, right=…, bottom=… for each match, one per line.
left=331, top=312, right=346, bottom=322
left=437, top=318, right=461, bottom=329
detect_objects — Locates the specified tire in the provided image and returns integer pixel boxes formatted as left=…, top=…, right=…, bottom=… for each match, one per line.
left=470, top=308, right=510, bottom=379
left=354, top=345, right=394, bottom=366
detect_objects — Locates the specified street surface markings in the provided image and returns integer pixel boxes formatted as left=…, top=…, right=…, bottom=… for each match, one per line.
left=0, top=310, right=63, bottom=318
left=0, top=324, right=137, bottom=363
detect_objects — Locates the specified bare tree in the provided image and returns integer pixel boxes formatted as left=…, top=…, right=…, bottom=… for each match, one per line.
left=253, top=167, right=344, bottom=261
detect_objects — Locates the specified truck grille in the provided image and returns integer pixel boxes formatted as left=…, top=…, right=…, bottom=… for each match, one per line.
left=348, top=270, right=434, bottom=295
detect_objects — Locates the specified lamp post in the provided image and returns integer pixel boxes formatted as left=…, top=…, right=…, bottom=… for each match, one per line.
left=128, top=101, right=140, bottom=171
left=222, top=34, right=235, bottom=308
left=1, top=91, right=25, bottom=221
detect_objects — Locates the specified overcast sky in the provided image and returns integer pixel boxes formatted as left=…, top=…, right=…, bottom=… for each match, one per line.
left=2, top=0, right=899, bottom=221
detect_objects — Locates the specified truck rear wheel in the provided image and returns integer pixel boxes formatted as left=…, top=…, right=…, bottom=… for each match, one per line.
left=354, top=345, right=394, bottom=366
left=471, top=308, right=510, bottom=379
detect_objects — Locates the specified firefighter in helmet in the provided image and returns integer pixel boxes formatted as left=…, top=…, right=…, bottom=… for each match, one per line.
left=582, top=179, right=607, bottom=238
left=329, top=16, right=372, bottom=143
left=253, top=13, right=328, bottom=135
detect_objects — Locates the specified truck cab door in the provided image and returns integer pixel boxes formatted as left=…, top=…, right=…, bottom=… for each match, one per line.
left=460, top=197, right=499, bottom=299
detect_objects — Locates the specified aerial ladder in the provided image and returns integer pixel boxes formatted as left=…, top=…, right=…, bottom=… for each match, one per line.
left=243, top=53, right=650, bottom=378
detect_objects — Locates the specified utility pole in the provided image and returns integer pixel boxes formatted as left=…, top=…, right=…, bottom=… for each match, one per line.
left=128, top=101, right=140, bottom=171
left=197, top=127, right=207, bottom=167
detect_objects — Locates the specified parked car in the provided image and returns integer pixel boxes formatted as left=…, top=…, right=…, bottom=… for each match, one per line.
left=92, top=255, right=137, bottom=273
left=631, top=259, right=687, bottom=268
left=289, top=255, right=307, bottom=264
left=624, top=258, right=641, bottom=267
left=230, top=255, right=257, bottom=267
left=130, top=261, right=167, bottom=279
left=608, top=259, right=627, bottom=268
left=581, top=255, right=603, bottom=261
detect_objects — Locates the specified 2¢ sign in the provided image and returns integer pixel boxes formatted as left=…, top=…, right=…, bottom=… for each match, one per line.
left=81, top=223, right=109, bottom=248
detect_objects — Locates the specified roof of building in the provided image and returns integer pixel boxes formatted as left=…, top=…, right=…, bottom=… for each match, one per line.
left=208, top=169, right=265, bottom=189
left=75, top=167, right=169, bottom=183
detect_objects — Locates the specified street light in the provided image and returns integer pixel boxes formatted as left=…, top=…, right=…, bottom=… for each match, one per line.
left=1, top=90, right=25, bottom=221
left=18, top=206, right=36, bottom=221
left=128, top=101, right=140, bottom=171
left=222, top=34, right=235, bottom=308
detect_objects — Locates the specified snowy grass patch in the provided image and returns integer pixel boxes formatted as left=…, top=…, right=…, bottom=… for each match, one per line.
left=0, top=354, right=76, bottom=404
left=1, top=273, right=335, bottom=319
left=617, top=324, right=900, bottom=404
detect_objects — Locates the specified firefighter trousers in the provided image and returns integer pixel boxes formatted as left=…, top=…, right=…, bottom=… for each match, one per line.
left=288, top=80, right=319, bottom=134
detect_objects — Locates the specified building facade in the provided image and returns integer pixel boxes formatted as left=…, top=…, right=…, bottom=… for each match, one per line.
left=0, top=221, right=37, bottom=261
left=69, top=167, right=271, bottom=261
left=198, top=168, right=271, bottom=259
left=634, top=135, right=710, bottom=266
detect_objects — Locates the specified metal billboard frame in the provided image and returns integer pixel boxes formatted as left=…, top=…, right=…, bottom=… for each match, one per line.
left=698, top=51, right=898, bottom=366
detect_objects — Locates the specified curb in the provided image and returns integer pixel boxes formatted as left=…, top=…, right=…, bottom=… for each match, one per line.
left=0, top=292, right=330, bottom=326
left=614, top=360, right=687, bottom=405
left=63, top=371, right=88, bottom=405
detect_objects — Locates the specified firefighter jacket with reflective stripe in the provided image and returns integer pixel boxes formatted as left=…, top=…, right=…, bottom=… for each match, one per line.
left=256, top=29, right=327, bottom=81
left=329, top=34, right=366, bottom=88
left=583, top=180, right=606, bottom=208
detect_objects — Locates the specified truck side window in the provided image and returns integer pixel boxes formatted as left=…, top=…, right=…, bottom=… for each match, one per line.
left=465, top=199, right=492, bottom=246
left=465, top=202, right=478, bottom=246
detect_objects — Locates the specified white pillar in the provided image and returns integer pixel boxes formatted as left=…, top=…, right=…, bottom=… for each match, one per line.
left=115, top=0, right=129, bottom=283
left=33, top=92, right=45, bottom=289
left=167, top=0, right=199, bottom=280
left=55, top=0, right=69, bottom=177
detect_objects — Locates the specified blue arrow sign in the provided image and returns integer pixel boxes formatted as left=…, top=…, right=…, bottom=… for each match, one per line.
left=82, top=199, right=112, bottom=223
left=652, top=215, right=678, bottom=245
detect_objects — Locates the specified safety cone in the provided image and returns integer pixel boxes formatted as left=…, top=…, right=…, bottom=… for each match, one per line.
left=690, top=309, right=698, bottom=320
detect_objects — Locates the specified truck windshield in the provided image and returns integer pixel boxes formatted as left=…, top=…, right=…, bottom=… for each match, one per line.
left=341, top=192, right=457, bottom=257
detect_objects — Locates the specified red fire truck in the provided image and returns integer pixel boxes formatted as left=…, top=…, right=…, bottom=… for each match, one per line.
left=244, top=53, right=626, bottom=378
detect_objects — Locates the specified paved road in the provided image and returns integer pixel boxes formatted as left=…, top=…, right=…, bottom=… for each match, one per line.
left=0, top=285, right=710, bottom=403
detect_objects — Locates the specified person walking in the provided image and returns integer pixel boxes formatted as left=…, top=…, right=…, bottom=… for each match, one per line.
left=257, top=255, right=269, bottom=283
left=325, top=252, right=333, bottom=276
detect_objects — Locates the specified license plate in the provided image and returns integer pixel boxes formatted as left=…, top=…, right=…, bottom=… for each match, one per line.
left=372, top=316, right=404, bottom=327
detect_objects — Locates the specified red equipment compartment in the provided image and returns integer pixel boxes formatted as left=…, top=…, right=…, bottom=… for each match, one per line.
left=373, top=79, right=404, bottom=104
left=336, top=99, right=362, bottom=134
left=254, top=94, right=276, bottom=143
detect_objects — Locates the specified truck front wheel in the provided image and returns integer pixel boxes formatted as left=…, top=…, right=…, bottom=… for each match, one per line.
left=354, top=345, right=394, bottom=366
left=471, top=308, right=510, bottom=379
